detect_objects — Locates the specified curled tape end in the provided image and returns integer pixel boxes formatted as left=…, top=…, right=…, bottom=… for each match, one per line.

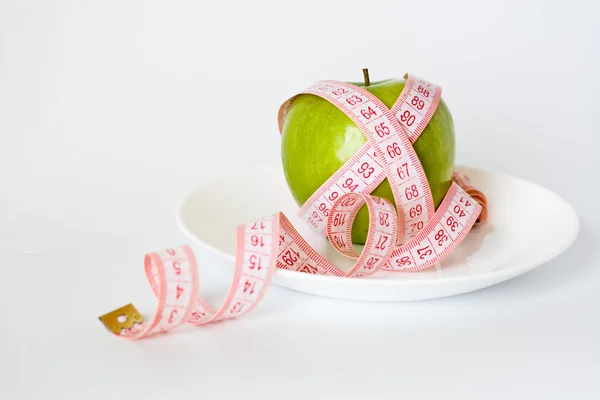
left=452, top=171, right=489, bottom=224
left=99, top=303, right=144, bottom=335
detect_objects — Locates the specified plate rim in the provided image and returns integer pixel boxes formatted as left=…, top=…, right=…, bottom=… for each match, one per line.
left=175, top=163, right=580, bottom=286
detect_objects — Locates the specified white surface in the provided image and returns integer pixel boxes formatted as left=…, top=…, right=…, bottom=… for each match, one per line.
left=178, top=164, right=579, bottom=301
left=1, top=0, right=599, bottom=399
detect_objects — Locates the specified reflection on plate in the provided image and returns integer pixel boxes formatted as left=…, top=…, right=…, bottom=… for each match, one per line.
left=176, top=164, right=579, bottom=301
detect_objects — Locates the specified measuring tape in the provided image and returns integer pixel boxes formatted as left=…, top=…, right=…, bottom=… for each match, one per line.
left=99, top=73, right=488, bottom=339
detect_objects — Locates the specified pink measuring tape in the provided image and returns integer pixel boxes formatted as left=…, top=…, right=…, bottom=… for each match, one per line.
left=99, top=73, right=488, bottom=339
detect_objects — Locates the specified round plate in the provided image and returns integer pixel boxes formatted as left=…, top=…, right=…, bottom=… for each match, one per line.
left=176, top=163, right=579, bottom=301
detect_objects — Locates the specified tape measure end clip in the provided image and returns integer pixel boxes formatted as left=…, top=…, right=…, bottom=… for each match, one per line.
left=99, top=303, right=143, bottom=334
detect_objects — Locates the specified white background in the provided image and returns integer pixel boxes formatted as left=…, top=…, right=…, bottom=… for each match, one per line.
left=1, top=0, right=599, bottom=398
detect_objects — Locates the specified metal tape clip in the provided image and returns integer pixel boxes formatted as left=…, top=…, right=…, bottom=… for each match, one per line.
left=99, top=303, right=143, bottom=334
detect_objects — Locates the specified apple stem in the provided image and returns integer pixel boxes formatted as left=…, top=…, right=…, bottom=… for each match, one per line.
left=362, top=68, right=370, bottom=86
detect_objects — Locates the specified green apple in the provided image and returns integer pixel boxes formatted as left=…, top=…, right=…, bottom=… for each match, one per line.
left=280, top=76, right=455, bottom=245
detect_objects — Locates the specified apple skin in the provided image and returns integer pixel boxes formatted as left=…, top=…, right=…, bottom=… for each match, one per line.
left=280, top=78, right=456, bottom=244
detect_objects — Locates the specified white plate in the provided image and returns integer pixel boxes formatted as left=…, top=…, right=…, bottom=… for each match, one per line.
left=176, top=163, right=579, bottom=301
